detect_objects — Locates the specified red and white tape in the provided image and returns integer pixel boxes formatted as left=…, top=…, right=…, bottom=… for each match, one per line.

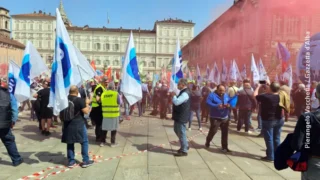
left=18, top=131, right=207, bottom=180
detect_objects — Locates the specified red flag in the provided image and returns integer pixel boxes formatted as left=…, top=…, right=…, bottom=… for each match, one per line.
left=105, top=66, right=112, bottom=81
left=116, top=71, right=120, bottom=80
left=90, top=60, right=96, bottom=70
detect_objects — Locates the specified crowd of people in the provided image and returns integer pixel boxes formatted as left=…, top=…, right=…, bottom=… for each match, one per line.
left=0, top=75, right=319, bottom=179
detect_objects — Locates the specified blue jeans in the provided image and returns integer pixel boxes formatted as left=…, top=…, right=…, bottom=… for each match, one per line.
left=189, top=108, right=201, bottom=129
left=0, top=128, right=22, bottom=165
left=262, top=119, right=284, bottom=160
left=124, top=101, right=129, bottom=116
left=67, top=125, right=89, bottom=163
left=173, top=121, right=188, bottom=153
left=257, top=115, right=262, bottom=129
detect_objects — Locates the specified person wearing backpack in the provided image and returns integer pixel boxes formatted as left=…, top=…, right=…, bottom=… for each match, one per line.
left=0, top=86, right=23, bottom=166
left=291, top=84, right=320, bottom=180
left=61, top=85, right=94, bottom=168
left=100, top=82, right=121, bottom=147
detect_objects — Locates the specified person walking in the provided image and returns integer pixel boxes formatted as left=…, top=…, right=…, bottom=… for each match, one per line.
left=61, top=86, right=94, bottom=168
left=172, top=79, right=191, bottom=156
left=0, top=86, right=23, bottom=166
left=228, top=80, right=239, bottom=123
left=159, top=83, right=169, bottom=119
left=188, top=84, right=202, bottom=131
left=201, top=82, right=210, bottom=122
left=100, top=83, right=121, bottom=147
left=34, top=81, right=53, bottom=136
left=291, top=83, right=320, bottom=180
left=292, top=83, right=307, bottom=119
left=254, top=82, right=287, bottom=162
left=236, top=79, right=256, bottom=133
left=205, top=84, right=233, bottom=153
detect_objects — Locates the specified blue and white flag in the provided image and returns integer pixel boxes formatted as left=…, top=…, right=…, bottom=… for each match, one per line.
left=228, top=60, right=237, bottom=81
left=234, top=60, right=242, bottom=82
left=170, top=38, right=183, bottom=93
left=120, top=31, right=142, bottom=105
left=251, top=54, right=260, bottom=83
left=206, top=64, right=210, bottom=79
left=15, top=41, right=48, bottom=102
left=258, top=58, right=268, bottom=81
left=221, top=59, right=228, bottom=82
left=8, top=60, right=20, bottom=96
left=208, top=67, right=214, bottom=83
left=241, top=64, right=247, bottom=79
left=73, top=45, right=96, bottom=81
left=213, top=62, right=220, bottom=85
left=196, top=64, right=202, bottom=83
left=49, top=8, right=81, bottom=115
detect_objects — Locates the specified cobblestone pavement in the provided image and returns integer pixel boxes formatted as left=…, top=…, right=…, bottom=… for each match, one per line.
left=0, top=111, right=300, bottom=180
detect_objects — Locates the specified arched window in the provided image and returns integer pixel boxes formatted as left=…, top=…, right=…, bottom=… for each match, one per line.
left=104, top=60, right=110, bottom=66
left=149, top=61, right=155, bottom=67
left=96, top=59, right=101, bottom=65
left=5, top=21, right=8, bottom=29
left=113, top=60, right=119, bottom=66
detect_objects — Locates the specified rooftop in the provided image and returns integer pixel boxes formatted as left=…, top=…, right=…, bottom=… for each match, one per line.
left=156, top=18, right=194, bottom=25
left=0, top=34, right=25, bottom=49
left=11, top=10, right=55, bottom=19
left=67, top=25, right=155, bottom=34
left=0, top=7, right=9, bottom=12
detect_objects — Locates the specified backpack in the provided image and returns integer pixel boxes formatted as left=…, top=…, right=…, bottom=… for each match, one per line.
left=0, top=88, right=13, bottom=129
left=59, top=99, right=80, bottom=122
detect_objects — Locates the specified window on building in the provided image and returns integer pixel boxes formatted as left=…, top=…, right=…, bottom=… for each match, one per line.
left=142, top=61, right=146, bottom=67
left=149, top=61, right=155, bottom=67
left=114, top=44, right=119, bottom=51
left=23, top=24, right=26, bottom=30
left=87, top=42, right=90, bottom=50
left=5, top=21, right=8, bottom=29
left=106, top=43, right=110, bottom=50
left=30, top=24, right=33, bottom=30
left=48, top=24, right=51, bottom=30
left=39, top=24, right=42, bottom=30
left=95, top=43, right=101, bottom=50
left=39, top=41, right=42, bottom=48
left=16, top=24, right=19, bottom=30
left=96, top=59, right=101, bottom=65
left=104, top=60, right=110, bottom=66
left=113, top=60, right=119, bottom=66
left=48, top=41, right=51, bottom=49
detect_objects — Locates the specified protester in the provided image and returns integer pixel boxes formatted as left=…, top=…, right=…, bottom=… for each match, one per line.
left=159, top=83, right=169, bottom=119
left=0, top=86, right=23, bottom=166
left=201, top=82, right=210, bottom=122
left=256, top=84, right=268, bottom=137
left=228, top=80, right=239, bottom=123
left=291, top=83, right=320, bottom=180
left=61, top=86, right=94, bottom=168
left=34, top=81, right=53, bottom=136
left=254, top=82, right=286, bottom=162
left=100, top=82, right=120, bottom=147
left=236, top=79, right=256, bottom=133
left=141, top=80, right=150, bottom=115
left=280, top=81, right=291, bottom=122
left=172, top=79, right=190, bottom=156
left=292, top=83, right=307, bottom=119
left=188, top=84, right=202, bottom=131
left=150, top=82, right=161, bottom=116
left=205, top=84, right=232, bottom=153
left=90, top=80, right=106, bottom=142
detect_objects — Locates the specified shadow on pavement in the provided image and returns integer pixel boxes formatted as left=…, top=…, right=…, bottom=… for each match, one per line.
left=190, top=140, right=262, bottom=161
left=132, top=143, right=175, bottom=155
left=1, top=152, right=39, bottom=166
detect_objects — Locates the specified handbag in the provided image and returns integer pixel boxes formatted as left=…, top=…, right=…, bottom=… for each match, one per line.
left=286, top=110, right=320, bottom=172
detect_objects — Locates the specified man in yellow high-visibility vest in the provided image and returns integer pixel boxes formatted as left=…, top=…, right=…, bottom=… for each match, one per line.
left=89, top=80, right=107, bottom=142
left=100, top=82, right=120, bottom=147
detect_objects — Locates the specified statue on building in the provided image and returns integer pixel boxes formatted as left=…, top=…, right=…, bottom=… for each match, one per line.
left=59, top=0, right=72, bottom=27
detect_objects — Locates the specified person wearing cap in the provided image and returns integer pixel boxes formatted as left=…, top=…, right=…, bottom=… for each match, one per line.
left=90, top=79, right=107, bottom=142
left=100, top=82, right=121, bottom=147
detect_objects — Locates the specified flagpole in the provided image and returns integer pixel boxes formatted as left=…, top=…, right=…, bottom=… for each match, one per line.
left=77, top=65, right=88, bottom=98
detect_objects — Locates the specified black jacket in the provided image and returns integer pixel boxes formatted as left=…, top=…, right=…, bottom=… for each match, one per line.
left=237, top=88, right=256, bottom=110
left=190, top=90, right=201, bottom=110
left=172, top=88, right=191, bottom=123
left=291, top=109, right=320, bottom=156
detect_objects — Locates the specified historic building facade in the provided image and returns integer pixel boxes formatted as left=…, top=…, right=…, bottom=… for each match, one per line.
left=10, top=1, right=194, bottom=72
left=182, top=0, right=320, bottom=78
left=0, top=7, right=25, bottom=77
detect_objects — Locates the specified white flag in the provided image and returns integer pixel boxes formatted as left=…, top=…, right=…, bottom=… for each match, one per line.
left=170, top=38, right=183, bottom=93
left=221, top=59, right=228, bottom=82
left=258, top=58, right=268, bottom=81
left=229, top=60, right=237, bottom=81
left=234, top=60, right=242, bottom=82
left=73, top=45, right=96, bottom=81
left=251, top=54, right=260, bottom=83
left=196, top=64, right=202, bottom=83
left=120, top=31, right=142, bottom=105
left=15, top=41, right=48, bottom=102
left=8, top=60, right=20, bottom=96
left=49, top=8, right=81, bottom=115
left=213, top=62, right=220, bottom=85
